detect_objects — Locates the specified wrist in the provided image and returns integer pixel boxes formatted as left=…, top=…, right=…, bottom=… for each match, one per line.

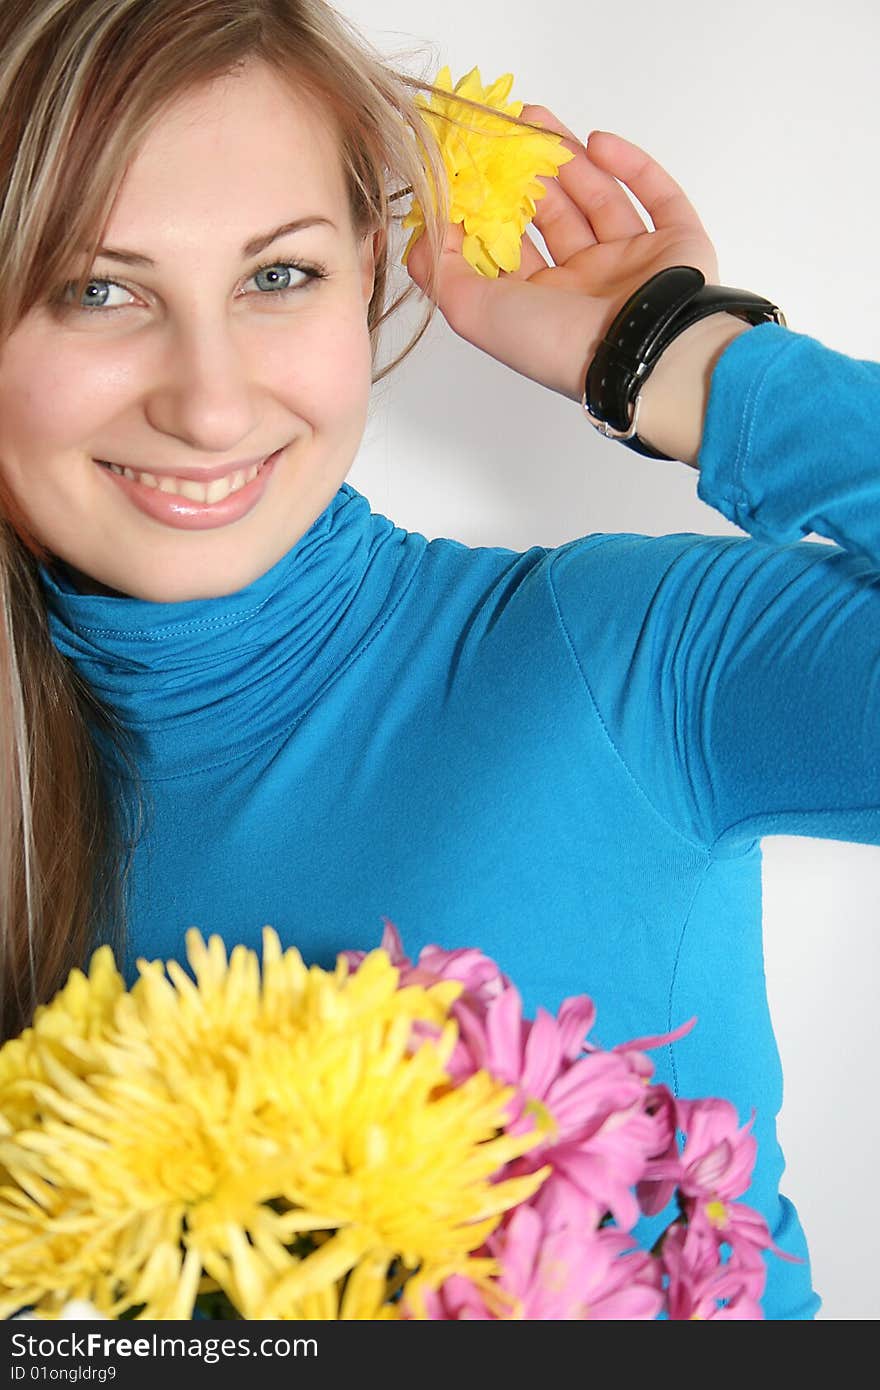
left=635, top=311, right=753, bottom=467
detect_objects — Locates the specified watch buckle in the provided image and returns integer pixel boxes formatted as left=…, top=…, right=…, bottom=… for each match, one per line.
left=581, top=389, right=644, bottom=443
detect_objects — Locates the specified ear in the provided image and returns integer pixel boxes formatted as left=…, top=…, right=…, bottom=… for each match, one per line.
left=359, top=227, right=384, bottom=304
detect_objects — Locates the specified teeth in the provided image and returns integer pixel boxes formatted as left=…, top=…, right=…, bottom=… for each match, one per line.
left=108, top=460, right=260, bottom=502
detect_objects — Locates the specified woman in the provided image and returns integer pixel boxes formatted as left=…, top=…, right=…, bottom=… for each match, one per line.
left=0, top=0, right=877, bottom=1319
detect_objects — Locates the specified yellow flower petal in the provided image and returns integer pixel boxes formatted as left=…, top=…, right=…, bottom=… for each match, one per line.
left=403, top=64, right=575, bottom=277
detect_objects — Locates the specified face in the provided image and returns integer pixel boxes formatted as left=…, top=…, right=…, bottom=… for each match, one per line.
left=0, top=60, right=378, bottom=600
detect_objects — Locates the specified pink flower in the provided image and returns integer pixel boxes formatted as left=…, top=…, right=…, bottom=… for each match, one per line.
left=660, top=1220, right=766, bottom=1320
left=643, top=1096, right=798, bottom=1270
left=414, top=1205, right=664, bottom=1320
left=680, top=1191, right=802, bottom=1274
left=606, top=1018, right=697, bottom=1217
left=674, top=1098, right=757, bottom=1203
left=453, top=986, right=664, bottom=1230
left=521, top=1081, right=661, bottom=1231
left=634, top=1083, right=681, bottom=1217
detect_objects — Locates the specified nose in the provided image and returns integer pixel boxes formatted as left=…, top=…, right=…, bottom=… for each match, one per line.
left=143, top=313, right=261, bottom=454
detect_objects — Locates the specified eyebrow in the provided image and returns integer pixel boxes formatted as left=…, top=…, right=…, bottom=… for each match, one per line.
left=87, top=216, right=338, bottom=267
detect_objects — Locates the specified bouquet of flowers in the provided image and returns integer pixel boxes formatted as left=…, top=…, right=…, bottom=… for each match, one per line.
left=0, top=920, right=790, bottom=1320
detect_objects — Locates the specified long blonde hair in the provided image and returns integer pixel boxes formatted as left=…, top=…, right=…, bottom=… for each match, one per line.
left=0, top=0, right=554, bottom=1041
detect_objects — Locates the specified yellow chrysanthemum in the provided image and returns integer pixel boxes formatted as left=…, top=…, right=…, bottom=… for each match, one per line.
left=0, top=929, right=549, bottom=1320
left=401, top=65, right=575, bottom=278
left=0, top=946, right=124, bottom=1155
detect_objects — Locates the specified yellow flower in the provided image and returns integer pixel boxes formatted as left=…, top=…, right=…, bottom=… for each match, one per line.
left=0, top=946, right=124, bottom=1154
left=0, top=929, right=549, bottom=1320
left=402, top=65, right=575, bottom=278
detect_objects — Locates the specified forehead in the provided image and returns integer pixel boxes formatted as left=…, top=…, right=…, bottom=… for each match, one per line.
left=102, top=63, right=349, bottom=247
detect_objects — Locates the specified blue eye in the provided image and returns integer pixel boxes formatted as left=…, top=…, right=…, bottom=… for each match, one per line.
left=246, top=259, right=328, bottom=297
left=68, top=279, right=134, bottom=311
left=57, top=259, right=328, bottom=313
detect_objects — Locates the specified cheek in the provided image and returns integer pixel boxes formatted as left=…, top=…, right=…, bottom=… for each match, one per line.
left=0, top=342, right=121, bottom=453
left=274, top=303, right=373, bottom=426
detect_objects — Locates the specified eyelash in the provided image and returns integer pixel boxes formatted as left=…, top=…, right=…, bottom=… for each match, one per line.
left=58, top=257, right=329, bottom=314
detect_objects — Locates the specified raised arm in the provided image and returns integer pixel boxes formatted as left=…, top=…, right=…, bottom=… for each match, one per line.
left=404, top=106, right=880, bottom=850
left=641, top=314, right=880, bottom=569
left=549, top=316, right=880, bottom=854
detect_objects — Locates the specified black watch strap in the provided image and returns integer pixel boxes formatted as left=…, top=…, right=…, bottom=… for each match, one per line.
left=582, top=266, right=787, bottom=461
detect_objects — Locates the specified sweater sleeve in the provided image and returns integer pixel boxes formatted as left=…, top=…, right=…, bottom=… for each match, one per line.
left=547, top=321, right=880, bottom=855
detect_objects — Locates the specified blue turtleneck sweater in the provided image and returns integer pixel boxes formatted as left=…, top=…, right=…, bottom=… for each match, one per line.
left=38, top=322, right=880, bottom=1320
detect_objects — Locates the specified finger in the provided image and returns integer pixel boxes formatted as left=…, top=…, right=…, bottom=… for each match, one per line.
left=520, top=104, right=647, bottom=243
left=586, top=130, right=713, bottom=239
left=529, top=171, right=597, bottom=266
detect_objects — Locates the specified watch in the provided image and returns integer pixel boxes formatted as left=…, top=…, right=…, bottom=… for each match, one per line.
left=581, top=265, right=787, bottom=460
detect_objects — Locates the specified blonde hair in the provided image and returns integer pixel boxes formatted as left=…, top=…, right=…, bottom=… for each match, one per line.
left=0, top=0, right=555, bottom=1041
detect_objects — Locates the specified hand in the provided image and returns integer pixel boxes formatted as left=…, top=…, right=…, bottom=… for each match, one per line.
left=404, top=113, right=720, bottom=404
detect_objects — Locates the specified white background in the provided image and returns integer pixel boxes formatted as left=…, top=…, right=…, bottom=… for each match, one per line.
left=340, top=0, right=880, bottom=1318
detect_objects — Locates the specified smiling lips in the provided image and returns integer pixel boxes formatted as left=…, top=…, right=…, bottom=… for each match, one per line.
left=99, top=457, right=265, bottom=503
left=95, top=445, right=283, bottom=530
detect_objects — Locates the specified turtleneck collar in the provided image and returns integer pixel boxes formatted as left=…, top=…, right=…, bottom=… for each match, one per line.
left=37, top=482, right=402, bottom=780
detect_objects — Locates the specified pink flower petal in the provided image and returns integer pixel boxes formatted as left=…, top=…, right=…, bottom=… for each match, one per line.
left=485, top=986, right=526, bottom=1082
left=521, top=1008, right=564, bottom=1098
left=555, top=995, right=597, bottom=1060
